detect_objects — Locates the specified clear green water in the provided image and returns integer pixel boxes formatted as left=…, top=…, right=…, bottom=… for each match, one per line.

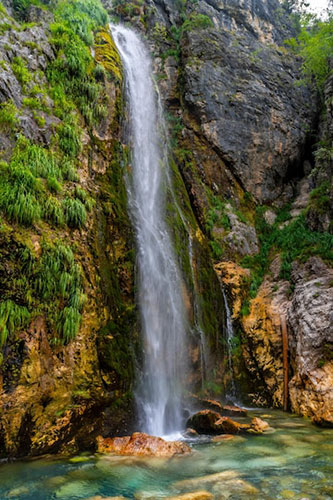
left=0, top=410, right=332, bottom=500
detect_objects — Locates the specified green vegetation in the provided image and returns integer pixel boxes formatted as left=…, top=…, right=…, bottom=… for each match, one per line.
left=182, top=13, right=213, bottom=32
left=32, top=241, right=85, bottom=343
left=94, top=28, right=122, bottom=82
left=0, top=300, right=30, bottom=347
left=0, top=160, right=43, bottom=225
left=284, top=5, right=333, bottom=90
left=11, top=56, right=31, bottom=89
left=46, top=0, right=110, bottom=127
left=55, top=0, right=107, bottom=46
left=241, top=207, right=333, bottom=298
left=0, top=1, right=6, bottom=15
left=57, top=122, right=82, bottom=157
left=22, top=96, right=50, bottom=113
left=0, top=100, right=19, bottom=131
left=0, top=136, right=88, bottom=229
left=111, top=0, right=144, bottom=20
left=309, top=181, right=331, bottom=213
left=0, top=0, right=120, bottom=352
left=62, top=197, right=87, bottom=229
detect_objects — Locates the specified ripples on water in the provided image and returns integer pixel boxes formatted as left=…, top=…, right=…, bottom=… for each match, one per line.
left=0, top=410, right=332, bottom=499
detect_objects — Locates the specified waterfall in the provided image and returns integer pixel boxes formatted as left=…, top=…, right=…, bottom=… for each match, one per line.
left=222, top=287, right=238, bottom=402
left=111, top=25, right=188, bottom=437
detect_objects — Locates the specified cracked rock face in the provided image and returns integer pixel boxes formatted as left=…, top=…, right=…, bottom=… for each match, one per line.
left=288, top=258, right=333, bottom=426
left=180, top=0, right=316, bottom=202
left=0, top=15, right=58, bottom=150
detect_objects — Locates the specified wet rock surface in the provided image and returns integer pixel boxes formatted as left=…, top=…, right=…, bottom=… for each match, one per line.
left=96, top=433, right=192, bottom=457
left=186, top=409, right=269, bottom=435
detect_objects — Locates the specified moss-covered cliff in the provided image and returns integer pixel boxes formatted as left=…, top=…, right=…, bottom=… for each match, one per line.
left=0, top=0, right=140, bottom=458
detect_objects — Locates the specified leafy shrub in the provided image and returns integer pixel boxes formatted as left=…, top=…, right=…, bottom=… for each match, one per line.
left=47, top=176, right=62, bottom=193
left=285, top=14, right=333, bottom=91
left=55, top=0, right=107, bottom=45
left=309, top=181, right=330, bottom=213
left=62, top=197, right=87, bottom=228
left=22, top=96, right=49, bottom=113
left=58, top=122, right=81, bottom=157
left=0, top=300, right=30, bottom=346
left=182, top=13, right=213, bottom=32
left=43, top=196, right=64, bottom=225
left=62, top=159, right=79, bottom=181
left=0, top=161, right=43, bottom=225
left=34, top=241, right=85, bottom=343
left=75, top=186, right=95, bottom=211
left=242, top=207, right=333, bottom=296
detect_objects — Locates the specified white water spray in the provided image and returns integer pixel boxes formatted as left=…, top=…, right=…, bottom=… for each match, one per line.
left=111, top=25, right=188, bottom=437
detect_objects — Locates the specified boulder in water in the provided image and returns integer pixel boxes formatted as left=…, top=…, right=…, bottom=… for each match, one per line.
left=186, top=410, right=222, bottom=434
left=96, top=433, right=191, bottom=457
left=214, top=417, right=250, bottom=434
left=200, top=398, right=223, bottom=412
left=247, top=417, right=270, bottom=434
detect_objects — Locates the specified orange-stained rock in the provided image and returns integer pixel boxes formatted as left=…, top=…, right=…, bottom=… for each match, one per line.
left=200, top=398, right=223, bottom=412
left=214, top=262, right=250, bottom=320
left=186, top=410, right=222, bottom=434
left=96, top=433, right=191, bottom=457
left=248, top=417, right=270, bottom=434
left=222, top=405, right=247, bottom=417
left=184, top=428, right=199, bottom=438
left=165, top=492, right=213, bottom=500
left=214, top=417, right=250, bottom=434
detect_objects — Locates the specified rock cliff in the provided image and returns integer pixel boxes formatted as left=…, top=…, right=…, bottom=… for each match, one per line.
left=105, top=0, right=332, bottom=424
left=0, top=0, right=332, bottom=460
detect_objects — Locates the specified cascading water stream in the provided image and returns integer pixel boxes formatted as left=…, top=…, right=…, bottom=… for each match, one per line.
left=111, top=25, right=188, bottom=438
left=222, top=286, right=238, bottom=402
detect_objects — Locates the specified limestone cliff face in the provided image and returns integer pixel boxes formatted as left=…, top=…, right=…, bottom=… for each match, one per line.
left=130, top=0, right=316, bottom=203
left=105, top=0, right=332, bottom=425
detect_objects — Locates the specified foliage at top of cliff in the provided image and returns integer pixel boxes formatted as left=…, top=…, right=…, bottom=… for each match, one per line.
left=284, top=1, right=333, bottom=90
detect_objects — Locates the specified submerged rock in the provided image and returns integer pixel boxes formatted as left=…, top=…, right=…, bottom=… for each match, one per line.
left=96, top=433, right=191, bottom=457
left=173, top=471, right=238, bottom=490
left=211, top=478, right=259, bottom=497
left=85, top=497, right=126, bottom=500
left=166, top=492, right=213, bottom=500
left=211, top=434, right=235, bottom=442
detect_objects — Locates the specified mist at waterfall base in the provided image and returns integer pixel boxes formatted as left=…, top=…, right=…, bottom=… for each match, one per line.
left=111, top=25, right=189, bottom=439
